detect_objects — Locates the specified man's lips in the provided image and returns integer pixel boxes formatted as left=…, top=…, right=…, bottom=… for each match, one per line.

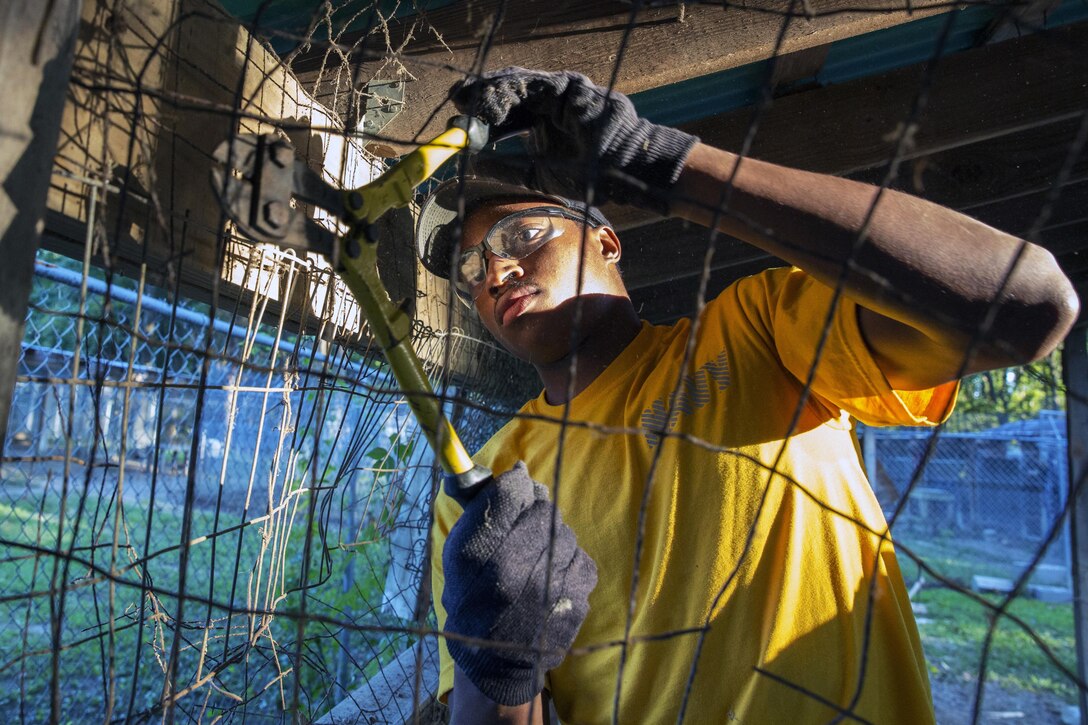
left=495, top=285, right=539, bottom=327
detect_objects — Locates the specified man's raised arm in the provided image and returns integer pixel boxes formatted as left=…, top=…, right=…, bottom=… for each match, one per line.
left=451, top=67, right=1079, bottom=389
left=671, top=142, right=1079, bottom=389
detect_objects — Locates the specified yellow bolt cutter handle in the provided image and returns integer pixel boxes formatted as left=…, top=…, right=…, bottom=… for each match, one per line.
left=212, top=116, right=494, bottom=503
left=337, top=117, right=492, bottom=503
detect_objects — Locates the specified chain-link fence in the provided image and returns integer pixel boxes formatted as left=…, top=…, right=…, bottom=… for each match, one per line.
left=859, top=411, right=1078, bottom=723
left=0, top=249, right=476, bottom=721
left=866, top=416, right=1072, bottom=594
left=8, top=250, right=1075, bottom=723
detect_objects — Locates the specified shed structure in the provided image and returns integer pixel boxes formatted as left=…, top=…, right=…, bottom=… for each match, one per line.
left=1, top=0, right=1086, bottom=722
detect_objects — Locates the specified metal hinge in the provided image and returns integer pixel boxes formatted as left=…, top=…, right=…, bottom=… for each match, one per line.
left=361, top=79, right=405, bottom=137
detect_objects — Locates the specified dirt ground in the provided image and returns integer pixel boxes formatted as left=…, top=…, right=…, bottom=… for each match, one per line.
left=931, top=676, right=1076, bottom=724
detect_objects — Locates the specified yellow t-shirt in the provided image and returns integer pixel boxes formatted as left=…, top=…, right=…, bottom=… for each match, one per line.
left=431, top=267, right=957, bottom=724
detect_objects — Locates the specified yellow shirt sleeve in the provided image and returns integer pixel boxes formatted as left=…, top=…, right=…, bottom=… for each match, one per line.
left=724, top=266, right=958, bottom=427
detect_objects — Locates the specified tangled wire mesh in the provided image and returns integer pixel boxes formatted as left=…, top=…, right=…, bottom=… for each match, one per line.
left=1, top=0, right=1086, bottom=723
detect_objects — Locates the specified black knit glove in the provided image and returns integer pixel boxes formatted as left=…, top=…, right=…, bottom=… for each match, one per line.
left=442, top=462, right=598, bottom=706
left=451, top=67, right=698, bottom=214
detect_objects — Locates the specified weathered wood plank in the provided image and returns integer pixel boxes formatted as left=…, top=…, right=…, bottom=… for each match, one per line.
left=606, top=22, right=1088, bottom=232
left=982, top=0, right=1062, bottom=44
left=620, top=189, right=1087, bottom=321
left=300, top=0, right=955, bottom=155
left=680, top=22, right=1088, bottom=175
left=315, top=638, right=444, bottom=725
left=620, top=175, right=1088, bottom=295
left=46, top=0, right=376, bottom=332
left=849, top=116, right=1088, bottom=214
left=44, top=1, right=425, bottom=373
left=961, top=180, right=1088, bottom=240
left=620, top=221, right=774, bottom=291
left=292, top=0, right=637, bottom=70
left=628, top=252, right=782, bottom=324
left=613, top=22, right=1088, bottom=309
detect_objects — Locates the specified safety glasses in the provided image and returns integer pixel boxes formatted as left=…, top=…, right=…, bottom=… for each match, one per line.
left=454, top=206, right=603, bottom=306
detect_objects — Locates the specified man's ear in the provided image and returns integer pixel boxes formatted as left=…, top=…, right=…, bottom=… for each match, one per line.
left=596, top=226, right=622, bottom=265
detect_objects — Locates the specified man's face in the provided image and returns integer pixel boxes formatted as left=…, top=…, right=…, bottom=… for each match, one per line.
left=459, top=200, right=624, bottom=364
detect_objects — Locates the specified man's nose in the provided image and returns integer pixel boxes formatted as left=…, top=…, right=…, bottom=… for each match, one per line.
left=486, top=255, right=524, bottom=297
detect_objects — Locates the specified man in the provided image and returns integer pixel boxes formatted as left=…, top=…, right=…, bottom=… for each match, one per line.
left=418, top=68, right=1078, bottom=724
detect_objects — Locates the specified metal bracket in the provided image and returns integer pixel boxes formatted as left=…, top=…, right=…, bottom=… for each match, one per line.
left=361, top=79, right=405, bottom=137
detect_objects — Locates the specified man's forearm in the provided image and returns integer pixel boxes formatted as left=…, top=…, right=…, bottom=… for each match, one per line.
left=450, top=666, right=546, bottom=725
left=671, top=142, right=1079, bottom=383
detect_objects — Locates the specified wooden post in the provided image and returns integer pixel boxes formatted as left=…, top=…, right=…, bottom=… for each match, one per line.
left=0, top=0, right=81, bottom=451
left=1064, top=324, right=1088, bottom=722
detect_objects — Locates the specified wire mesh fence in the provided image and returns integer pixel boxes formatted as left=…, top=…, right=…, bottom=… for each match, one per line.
left=1, top=248, right=443, bottom=720
left=868, top=412, right=1080, bottom=723
left=873, top=418, right=1069, bottom=553
left=2, top=0, right=1086, bottom=723
left=1, top=242, right=522, bottom=721
left=5, top=255, right=1079, bottom=723
left=869, top=415, right=1074, bottom=590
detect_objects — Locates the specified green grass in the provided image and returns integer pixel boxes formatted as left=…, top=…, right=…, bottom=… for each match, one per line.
left=0, top=471, right=402, bottom=721
left=898, top=534, right=1056, bottom=587
left=894, top=530, right=1078, bottom=701
left=916, top=586, right=1077, bottom=700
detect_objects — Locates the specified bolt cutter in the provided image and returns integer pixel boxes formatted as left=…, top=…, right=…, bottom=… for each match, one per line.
left=211, top=117, right=492, bottom=503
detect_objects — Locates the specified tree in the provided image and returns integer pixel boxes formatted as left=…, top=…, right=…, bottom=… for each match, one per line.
left=946, top=348, right=1064, bottom=432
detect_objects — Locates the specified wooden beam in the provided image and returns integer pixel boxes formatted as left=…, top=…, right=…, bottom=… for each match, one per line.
left=1050, top=222, right=1088, bottom=277
left=770, top=44, right=831, bottom=91
left=963, top=180, right=1088, bottom=241
left=849, top=115, right=1088, bottom=212
left=618, top=177, right=1087, bottom=324
left=0, top=0, right=81, bottom=453
left=619, top=221, right=771, bottom=290
left=292, top=0, right=637, bottom=70
left=618, top=169, right=1087, bottom=296
left=299, top=0, right=955, bottom=155
left=43, top=0, right=386, bottom=348
left=628, top=253, right=784, bottom=325
left=626, top=211, right=1088, bottom=325
left=612, top=23, right=1088, bottom=320
left=622, top=216, right=1088, bottom=318
left=982, top=0, right=1062, bottom=44
left=1049, top=221, right=1088, bottom=260
left=680, top=22, right=1088, bottom=175
left=613, top=24, right=1088, bottom=233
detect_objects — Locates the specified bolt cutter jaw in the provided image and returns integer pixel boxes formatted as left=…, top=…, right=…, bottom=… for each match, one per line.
left=211, top=133, right=339, bottom=257
left=209, top=116, right=494, bottom=492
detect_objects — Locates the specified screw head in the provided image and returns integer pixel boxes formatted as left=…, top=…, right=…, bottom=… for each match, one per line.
left=345, top=237, right=361, bottom=258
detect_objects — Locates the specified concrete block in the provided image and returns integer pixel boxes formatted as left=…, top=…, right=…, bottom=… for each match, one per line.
left=972, top=575, right=1015, bottom=594
left=1030, top=563, right=1071, bottom=588
left=1030, top=584, right=1073, bottom=603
